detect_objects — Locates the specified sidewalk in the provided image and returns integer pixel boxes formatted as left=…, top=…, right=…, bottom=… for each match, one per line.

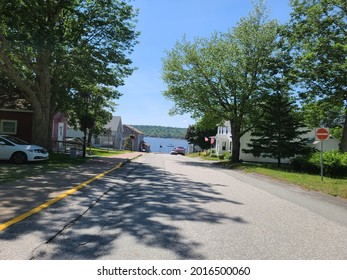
left=0, top=152, right=144, bottom=225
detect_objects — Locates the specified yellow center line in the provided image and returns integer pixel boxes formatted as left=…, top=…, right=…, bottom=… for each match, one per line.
left=0, top=162, right=124, bottom=232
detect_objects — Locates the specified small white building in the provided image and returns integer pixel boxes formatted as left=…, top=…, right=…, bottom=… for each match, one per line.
left=215, top=121, right=232, bottom=155
left=215, top=121, right=340, bottom=163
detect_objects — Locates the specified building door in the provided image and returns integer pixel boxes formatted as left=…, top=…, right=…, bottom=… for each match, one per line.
left=58, top=122, right=64, bottom=149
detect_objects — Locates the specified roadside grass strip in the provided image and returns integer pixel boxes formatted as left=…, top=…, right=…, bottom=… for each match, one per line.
left=0, top=161, right=125, bottom=232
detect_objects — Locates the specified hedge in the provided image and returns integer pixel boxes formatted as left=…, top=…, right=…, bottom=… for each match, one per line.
left=292, top=151, right=347, bottom=178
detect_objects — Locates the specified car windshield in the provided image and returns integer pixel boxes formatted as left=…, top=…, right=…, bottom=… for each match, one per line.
left=1, top=135, right=28, bottom=145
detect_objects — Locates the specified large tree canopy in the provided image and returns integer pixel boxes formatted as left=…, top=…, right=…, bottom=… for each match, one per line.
left=162, top=2, right=279, bottom=162
left=0, top=0, right=138, bottom=149
left=242, top=31, right=310, bottom=166
left=285, top=0, right=347, bottom=151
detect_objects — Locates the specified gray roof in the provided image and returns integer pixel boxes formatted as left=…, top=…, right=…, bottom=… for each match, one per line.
left=105, top=116, right=122, bottom=131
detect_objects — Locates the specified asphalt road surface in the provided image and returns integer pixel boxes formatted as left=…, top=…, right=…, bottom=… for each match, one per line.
left=0, top=153, right=346, bottom=259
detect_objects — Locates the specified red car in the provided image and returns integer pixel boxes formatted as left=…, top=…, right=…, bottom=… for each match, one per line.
left=174, top=146, right=185, bottom=155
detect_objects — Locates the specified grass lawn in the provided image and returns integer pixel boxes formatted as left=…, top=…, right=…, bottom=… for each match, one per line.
left=0, top=148, right=133, bottom=184
left=234, top=163, right=347, bottom=199
left=87, top=148, right=132, bottom=157
left=190, top=153, right=347, bottom=200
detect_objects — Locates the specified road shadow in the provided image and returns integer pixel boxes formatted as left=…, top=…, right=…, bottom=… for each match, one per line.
left=1, top=159, right=247, bottom=260
left=0, top=157, right=128, bottom=223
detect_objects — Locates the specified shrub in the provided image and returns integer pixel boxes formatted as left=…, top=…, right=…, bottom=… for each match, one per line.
left=292, top=151, right=347, bottom=178
left=205, top=148, right=216, bottom=157
left=203, top=149, right=218, bottom=158
left=291, top=154, right=318, bottom=174
left=321, top=151, right=347, bottom=177
left=223, top=151, right=232, bottom=160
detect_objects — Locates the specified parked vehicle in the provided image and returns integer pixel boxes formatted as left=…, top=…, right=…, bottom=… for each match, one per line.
left=173, top=146, right=186, bottom=155
left=0, top=135, right=49, bottom=164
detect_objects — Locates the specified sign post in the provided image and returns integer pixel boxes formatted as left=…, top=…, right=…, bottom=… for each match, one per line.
left=315, top=128, right=329, bottom=181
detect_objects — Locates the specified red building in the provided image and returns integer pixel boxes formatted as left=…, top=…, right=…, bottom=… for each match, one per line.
left=0, top=109, right=33, bottom=142
left=0, top=109, right=68, bottom=146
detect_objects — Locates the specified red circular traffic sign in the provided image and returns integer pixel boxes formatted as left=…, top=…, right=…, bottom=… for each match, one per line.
left=316, top=128, right=329, bottom=140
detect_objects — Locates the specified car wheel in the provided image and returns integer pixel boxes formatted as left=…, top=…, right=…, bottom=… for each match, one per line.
left=11, top=152, right=28, bottom=164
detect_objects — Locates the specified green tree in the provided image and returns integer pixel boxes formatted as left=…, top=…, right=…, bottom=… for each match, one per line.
left=0, top=0, right=138, bottom=150
left=242, top=29, right=310, bottom=166
left=162, top=1, right=279, bottom=162
left=0, top=74, right=30, bottom=109
left=285, top=0, right=347, bottom=151
left=186, top=114, right=221, bottom=150
left=302, top=101, right=345, bottom=141
left=243, top=92, right=309, bottom=166
left=123, top=136, right=133, bottom=151
left=66, top=86, right=115, bottom=156
left=185, top=124, right=216, bottom=150
left=132, top=125, right=187, bottom=139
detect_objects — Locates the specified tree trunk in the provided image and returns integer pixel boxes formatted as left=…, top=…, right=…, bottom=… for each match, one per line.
left=231, top=121, right=242, bottom=163
left=31, top=105, right=53, bottom=151
left=87, top=128, right=94, bottom=155
left=88, top=129, right=93, bottom=147
left=30, top=49, right=54, bottom=151
left=341, top=108, right=347, bottom=152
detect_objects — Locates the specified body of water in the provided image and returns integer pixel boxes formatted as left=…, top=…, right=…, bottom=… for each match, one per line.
left=144, top=137, right=189, bottom=153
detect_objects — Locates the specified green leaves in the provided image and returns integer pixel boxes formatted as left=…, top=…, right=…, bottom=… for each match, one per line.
left=0, top=0, right=139, bottom=148
left=162, top=1, right=281, bottom=162
left=286, top=0, right=347, bottom=151
left=243, top=91, right=309, bottom=166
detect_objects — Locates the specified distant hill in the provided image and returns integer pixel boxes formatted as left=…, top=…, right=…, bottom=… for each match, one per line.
left=133, top=125, right=187, bottom=139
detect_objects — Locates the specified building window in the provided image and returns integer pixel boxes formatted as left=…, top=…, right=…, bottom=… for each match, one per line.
left=0, top=120, right=17, bottom=134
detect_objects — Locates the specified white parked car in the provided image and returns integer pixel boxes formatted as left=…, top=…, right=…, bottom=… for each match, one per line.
left=0, top=135, right=49, bottom=164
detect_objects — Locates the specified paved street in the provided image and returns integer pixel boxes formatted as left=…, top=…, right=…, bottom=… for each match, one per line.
left=0, top=153, right=346, bottom=259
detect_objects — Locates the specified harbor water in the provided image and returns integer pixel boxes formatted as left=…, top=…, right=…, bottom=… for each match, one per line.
left=144, top=137, right=189, bottom=153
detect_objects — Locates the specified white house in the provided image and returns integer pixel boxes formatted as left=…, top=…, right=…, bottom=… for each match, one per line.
left=215, top=121, right=340, bottom=163
left=215, top=121, right=232, bottom=155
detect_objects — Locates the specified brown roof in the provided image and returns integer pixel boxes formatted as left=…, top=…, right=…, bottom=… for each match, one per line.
left=123, top=124, right=144, bottom=135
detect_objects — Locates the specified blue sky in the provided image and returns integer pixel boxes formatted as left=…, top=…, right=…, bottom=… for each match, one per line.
left=117, top=0, right=292, bottom=128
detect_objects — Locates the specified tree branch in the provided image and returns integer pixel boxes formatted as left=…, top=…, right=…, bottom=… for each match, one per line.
left=0, top=35, right=37, bottom=101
